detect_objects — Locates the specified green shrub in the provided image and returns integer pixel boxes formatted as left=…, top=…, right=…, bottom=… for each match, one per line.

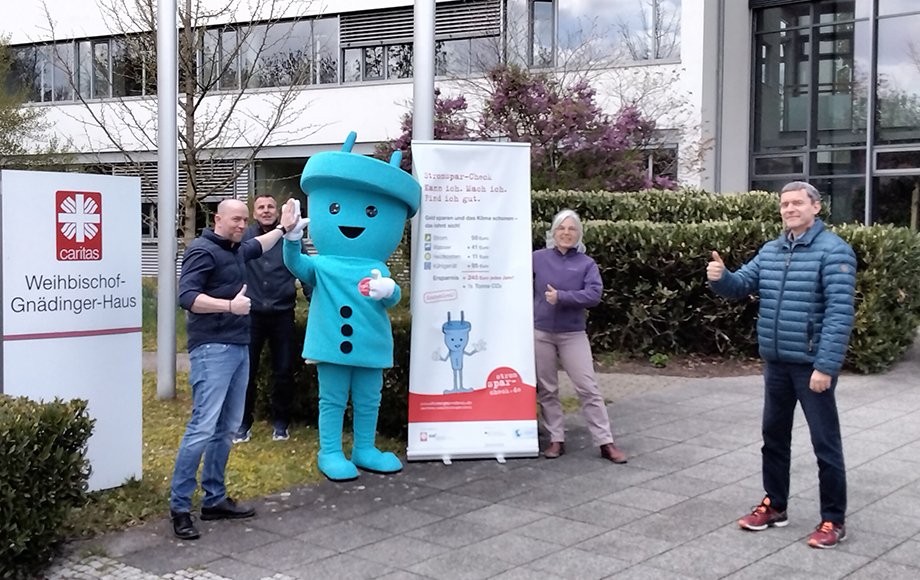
left=839, top=224, right=920, bottom=372
left=0, top=396, right=94, bottom=579
left=532, top=189, right=783, bottom=224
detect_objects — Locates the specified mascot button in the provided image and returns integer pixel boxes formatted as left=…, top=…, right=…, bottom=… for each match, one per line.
left=340, top=306, right=353, bottom=318
left=340, top=341, right=353, bottom=353
left=341, top=324, right=353, bottom=337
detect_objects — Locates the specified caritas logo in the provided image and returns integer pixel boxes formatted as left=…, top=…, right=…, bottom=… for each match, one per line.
left=56, top=191, right=102, bottom=261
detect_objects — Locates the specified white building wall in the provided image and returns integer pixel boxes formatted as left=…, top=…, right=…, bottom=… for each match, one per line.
left=5, top=0, right=421, bottom=44
left=4, top=0, right=739, bottom=190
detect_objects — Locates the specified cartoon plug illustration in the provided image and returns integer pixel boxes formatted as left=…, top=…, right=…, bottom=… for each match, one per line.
left=433, top=310, right=486, bottom=394
left=280, top=131, right=420, bottom=482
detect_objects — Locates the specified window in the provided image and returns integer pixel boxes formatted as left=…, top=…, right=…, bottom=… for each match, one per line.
left=77, top=40, right=92, bottom=99
left=220, top=29, right=240, bottom=90
left=112, top=38, right=146, bottom=97
left=313, top=17, right=339, bottom=84
left=50, top=43, right=74, bottom=102
left=551, top=0, right=682, bottom=67
left=141, top=202, right=157, bottom=238
left=643, top=146, right=678, bottom=183
left=751, top=0, right=920, bottom=225
left=342, top=48, right=361, bottom=82
left=245, top=20, right=312, bottom=88
left=531, top=0, right=554, bottom=67
left=387, top=44, right=413, bottom=79
left=363, top=46, right=384, bottom=80
left=93, top=40, right=110, bottom=99
left=8, top=46, right=41, bottom=102
left=876, top=13, right=920, bottom=145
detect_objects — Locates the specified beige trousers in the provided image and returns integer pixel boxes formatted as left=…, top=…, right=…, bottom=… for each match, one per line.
left=534, top=329, right=614, bottom=447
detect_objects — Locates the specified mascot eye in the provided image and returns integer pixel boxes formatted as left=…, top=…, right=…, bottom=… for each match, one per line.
left=329, top=203, right=341, bottom=214
left=365, top=205, right=378, bottom=217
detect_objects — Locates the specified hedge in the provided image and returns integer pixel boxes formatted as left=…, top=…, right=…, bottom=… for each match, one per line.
left=253, top=190, right=920, bottom=437
left=530, top=219, right=920, bottom=373
left=532, top=189, right=783, bottom=224
left=0, top=396, right=94, bottom=579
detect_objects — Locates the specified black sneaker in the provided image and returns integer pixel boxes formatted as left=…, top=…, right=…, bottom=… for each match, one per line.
left=200, top=497, right=255, bottom=521
left=272, top=424, right=290, bottom=441
left=232, top=426, right=251, bottom=444
left=170, top=511, right=200, bottom=540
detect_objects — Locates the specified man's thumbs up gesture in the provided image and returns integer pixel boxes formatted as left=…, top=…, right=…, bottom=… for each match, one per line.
left=230, top=284, right=251, bottom=315
left=707, top=251, right=725, bottom=282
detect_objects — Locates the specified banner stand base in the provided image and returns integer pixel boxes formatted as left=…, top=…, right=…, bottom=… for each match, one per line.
left=409, top=450, right=539, bottom=463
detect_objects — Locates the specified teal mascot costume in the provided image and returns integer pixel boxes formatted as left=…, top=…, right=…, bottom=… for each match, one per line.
left=280, top=132, right=420, bottom=481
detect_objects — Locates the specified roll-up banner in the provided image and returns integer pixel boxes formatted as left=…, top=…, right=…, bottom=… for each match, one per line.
left=1, top=170, right=143, bottom=490
left=407, top=141, right=538, bottom=462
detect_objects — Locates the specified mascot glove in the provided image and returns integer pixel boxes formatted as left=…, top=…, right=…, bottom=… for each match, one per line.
left=368, top=269, right=395, bottom=300
left=283, top=199, right=310, bottom=241
left=284, top=217, right=310, bottom=241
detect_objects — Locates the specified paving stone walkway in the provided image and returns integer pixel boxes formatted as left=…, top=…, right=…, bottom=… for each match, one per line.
left=50, top=343, right=920, bottom=579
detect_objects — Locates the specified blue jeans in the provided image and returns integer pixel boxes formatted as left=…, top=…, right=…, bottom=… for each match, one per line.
left=762, top=361, right=847, bottom=524
left=170, top=343, right=249, bottom=513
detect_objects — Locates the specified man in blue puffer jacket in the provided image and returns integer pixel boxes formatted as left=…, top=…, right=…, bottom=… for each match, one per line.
left=708, top=181, right=857, bottom=549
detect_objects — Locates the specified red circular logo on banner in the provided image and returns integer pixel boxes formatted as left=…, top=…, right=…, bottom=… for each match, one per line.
left=486, top=367, right=523, bottom=390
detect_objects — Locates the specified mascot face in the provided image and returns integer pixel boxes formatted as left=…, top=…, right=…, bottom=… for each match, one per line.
left=308, top=188, right=408, bottom=261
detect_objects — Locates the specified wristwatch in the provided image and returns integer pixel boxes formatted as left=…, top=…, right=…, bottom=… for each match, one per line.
left=275, top=224, right=288, bottom=234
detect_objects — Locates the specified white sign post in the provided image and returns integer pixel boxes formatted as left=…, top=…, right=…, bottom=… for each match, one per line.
left=1, top=170, right=143, bottom=491
left=407, top=141, right=537, bottom=462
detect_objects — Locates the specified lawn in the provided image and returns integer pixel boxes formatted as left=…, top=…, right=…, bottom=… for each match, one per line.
left=141, top=277, right=187, bottom=352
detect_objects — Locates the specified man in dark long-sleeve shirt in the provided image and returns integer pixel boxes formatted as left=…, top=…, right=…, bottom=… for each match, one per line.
left=169, top=199, right=285, bottom=541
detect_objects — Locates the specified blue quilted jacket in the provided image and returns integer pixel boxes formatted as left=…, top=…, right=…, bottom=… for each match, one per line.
left=710, top=220, right=857, bottom=376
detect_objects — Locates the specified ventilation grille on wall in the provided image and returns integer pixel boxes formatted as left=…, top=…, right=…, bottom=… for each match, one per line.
left=340, top=0, right=500, bottom=48
left=112, top=160, right=250, bottom=202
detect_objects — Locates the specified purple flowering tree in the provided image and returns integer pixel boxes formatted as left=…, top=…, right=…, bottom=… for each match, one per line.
left=377, top=66, right=676, bottom=190
left=374, top=89, right=472, bottom=172
left=480, top=65, right=673, bottom=191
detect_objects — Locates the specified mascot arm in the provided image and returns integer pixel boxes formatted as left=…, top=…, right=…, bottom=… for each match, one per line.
left=382, top=283, right=401, bottom=309
left=283, top=239, right=316, bottom=286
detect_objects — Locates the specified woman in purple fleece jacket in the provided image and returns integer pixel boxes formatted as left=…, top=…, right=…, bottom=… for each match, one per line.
left=533, top=209, right=627, bottom=464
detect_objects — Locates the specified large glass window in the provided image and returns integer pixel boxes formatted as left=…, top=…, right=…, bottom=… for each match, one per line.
left=753, top=29, right=811, bottom=153
left=753, top=1, right=920, bottom=226
left=878, top=0, right=920, bottom=17
left=557, top=0, right=681, bottom=66
left=815, top=21, right=870, bottom=146
left=250, top=20, right=312, bottom=88
left=876, top=13, right=920, bottom=145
